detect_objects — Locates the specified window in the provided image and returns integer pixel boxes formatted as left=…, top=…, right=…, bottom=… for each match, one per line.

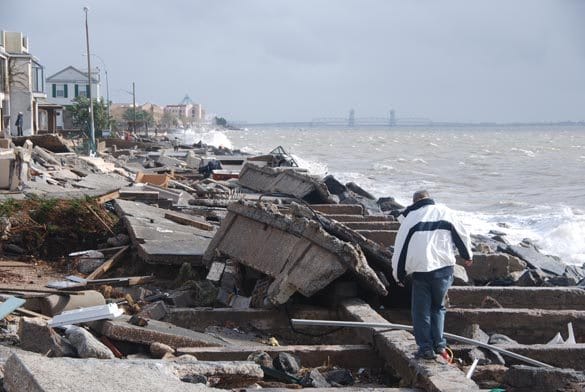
left=0, top=57, right=6, bottom=93
left=31, top=62, right=44, bottom=93
left=55, top=84, right=67, bottom=97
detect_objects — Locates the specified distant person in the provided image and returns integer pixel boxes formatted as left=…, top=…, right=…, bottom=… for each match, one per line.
left=391, top=190, right=473, bottom=360
left=15, top=112, right=23, bottom=136
left=172, top=137, right=180, bottom=152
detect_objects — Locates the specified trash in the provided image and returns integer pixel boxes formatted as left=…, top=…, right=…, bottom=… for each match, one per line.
left=48, top=303, right=124, bottom=328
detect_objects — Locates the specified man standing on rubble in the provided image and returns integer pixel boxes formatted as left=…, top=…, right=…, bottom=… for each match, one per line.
left=391, top=190, right=473, bottom=360
left=15, top=112, right=24, bottom=136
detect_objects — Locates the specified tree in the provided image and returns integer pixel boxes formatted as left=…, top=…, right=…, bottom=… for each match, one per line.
left=122, top=107, right=154, bottom=129
left=214, top=116, right=228, bottom=127
left=66, top=96, right=111, bottom=138
left=160, top=111, right=178, bottom=128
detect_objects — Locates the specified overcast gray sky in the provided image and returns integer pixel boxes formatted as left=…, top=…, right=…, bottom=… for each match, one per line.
left=1, top=0, right=584, bottom=122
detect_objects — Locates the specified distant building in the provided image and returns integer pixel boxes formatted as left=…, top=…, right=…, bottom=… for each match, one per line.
left=46, top=65, right=100, bottom=129
left=164, top=94, right=205, bottom=126
left=1, top=31, right=58, bottom=136
left=0, top=32, right=9, bottom=136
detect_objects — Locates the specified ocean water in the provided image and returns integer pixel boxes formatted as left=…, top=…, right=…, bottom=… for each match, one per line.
left=183, top=126, right=585, bottom=266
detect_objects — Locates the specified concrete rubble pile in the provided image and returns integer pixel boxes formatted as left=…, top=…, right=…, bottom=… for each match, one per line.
left=0, top=134, right=582, bottom=391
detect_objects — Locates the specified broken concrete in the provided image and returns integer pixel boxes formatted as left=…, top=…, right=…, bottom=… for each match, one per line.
left=17, top=317, right=75, bottom=357
left=503, top=364, right=585, bottom=392
left=462, top=253, right=527, bottom=283
left=3, top=352, right=223, bottom=392
left=341, top=298, right=480, bottom=391
left=114, top=199, right=215, bottom=265
left=505, top=244, right=567, bottom=276
left=204, top=201, right=387, bottom=304
left=238, top=162, right=334, bottom=203
left=93, top=315, right=226, bottom=348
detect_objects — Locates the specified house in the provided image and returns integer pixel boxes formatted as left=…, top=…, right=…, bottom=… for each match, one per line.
left=1, top=31, right=56, bottom=137
left=46, top=65, right=100, bottom=130
left=0, top=32, right=9, bottom=137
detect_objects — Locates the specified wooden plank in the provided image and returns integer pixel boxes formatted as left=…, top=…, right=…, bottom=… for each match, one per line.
left=97, top=190, right=120, bottom=204
left=86, top=245, right=129, bottom=280
left=0, top=286, right=81, bottom=295
left=164, top=210, right=214, bottom=231
left=177, top=344, right=379, bottom=369
left=15, top=307, right=51, bottom=320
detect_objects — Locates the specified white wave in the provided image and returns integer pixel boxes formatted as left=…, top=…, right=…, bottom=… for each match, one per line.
left=412, top=158, right=428, bottom=164
left=291, top=154, right=328, bottom=177
left=510, top=147, right=535, bottom=157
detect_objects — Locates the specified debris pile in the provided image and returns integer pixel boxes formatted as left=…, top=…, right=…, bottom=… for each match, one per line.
left=0, top=134, right=581, bottom=391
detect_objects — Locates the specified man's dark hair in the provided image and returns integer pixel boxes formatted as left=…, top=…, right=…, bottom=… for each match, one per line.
left=412, top=190, right=430, bottom=203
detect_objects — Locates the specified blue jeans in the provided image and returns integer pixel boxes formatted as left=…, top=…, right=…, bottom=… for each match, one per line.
left=411, top=266, right=453, bottom=354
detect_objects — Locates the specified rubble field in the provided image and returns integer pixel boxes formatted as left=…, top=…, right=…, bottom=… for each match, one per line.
left=0, top=133, right=583, bottom=392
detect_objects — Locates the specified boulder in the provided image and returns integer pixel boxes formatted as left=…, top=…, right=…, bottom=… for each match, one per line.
left=489, top=333, right=518, bottom=345
left=65, top=326, right=115, bottom=359
left=17, top=317, right=75, bottom=357
left=247, top=351, right=273, bottom=368
left=461, top=324, right=489, bottom=344
left=323, top=175, right=347, bottom=195
left=150, top=342, right=175, bottom=359
left=505, top=244, right=566, bottom=276
left=301, top=369, right=331, bottom=388
left=463, top=253, right=526, bottom=283
left=273, top=352, right=301, bottom=375
left=515, top=269, right=550, bottom=287
left=323, top=368, right=355, bottom=386
left=107, top=233, right=130, bottom=247
left=346, top=182, right=376, bottom=200
left=377, top=196, right=404, bottom=212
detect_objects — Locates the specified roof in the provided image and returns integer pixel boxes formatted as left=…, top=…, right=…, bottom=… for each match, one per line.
left=46, top=65, right=99, bottom=83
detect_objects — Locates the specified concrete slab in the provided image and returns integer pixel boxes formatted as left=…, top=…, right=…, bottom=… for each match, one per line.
left=177, top=344, right=379, bottom=368
left=238, top=163, right=333, bottom=203
left=380, top=308, right=585, bottom=345
left=344, top=221, right=401, bottom=230
left=114, top=199, right=215, bottom=265
left=312, top=204, right=364, bottom=215
left=3, top=352, right=257, bottom=391
left=341, top=298, right=480, bottom=392
left=448, top=286, right=585, bottom=310
left=94, top=315, right=226, bottom=348
left=203, top=201, right=387, bottom=304
left=356, top=230, right=397, bottom=247
left=326, top=214, right=396, bottom=223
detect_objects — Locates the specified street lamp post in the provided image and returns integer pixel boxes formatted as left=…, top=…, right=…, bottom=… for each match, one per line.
left=84, top=53, right=110, bottom=136
left=132, top=82, right=136, bottom=135
left=83, top=6, right=95, bottom=154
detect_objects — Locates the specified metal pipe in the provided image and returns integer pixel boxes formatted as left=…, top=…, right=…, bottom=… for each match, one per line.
left=290, top=318, right=554, bottom=368
left=466, top=358, right=479, bottom=379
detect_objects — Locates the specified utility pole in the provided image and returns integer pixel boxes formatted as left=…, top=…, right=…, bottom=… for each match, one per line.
left=132, top=82, right=136, bottom=134
left=83, top=6, right=95, bottom=154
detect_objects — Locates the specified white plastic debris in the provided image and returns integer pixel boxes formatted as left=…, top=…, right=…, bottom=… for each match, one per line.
left=48, top=303, right=124, bottom=328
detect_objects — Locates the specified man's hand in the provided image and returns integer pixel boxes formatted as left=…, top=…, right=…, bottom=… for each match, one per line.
left=463, top=259, right=473, bottom=267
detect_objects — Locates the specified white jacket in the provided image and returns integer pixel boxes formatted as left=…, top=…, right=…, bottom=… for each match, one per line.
left=391, top=199, right=472, bottom=283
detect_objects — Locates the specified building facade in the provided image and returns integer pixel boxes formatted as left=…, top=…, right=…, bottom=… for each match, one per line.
left=2, top=31, right=48, bottom=137
left=46, top=66, right=100, bottom=130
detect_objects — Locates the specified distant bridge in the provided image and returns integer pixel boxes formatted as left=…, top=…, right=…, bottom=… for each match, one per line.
left=232, top=116, right=432, bottom=128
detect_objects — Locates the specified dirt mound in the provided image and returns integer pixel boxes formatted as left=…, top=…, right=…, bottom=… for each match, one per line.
left=0, top=197, right=120, bottom=259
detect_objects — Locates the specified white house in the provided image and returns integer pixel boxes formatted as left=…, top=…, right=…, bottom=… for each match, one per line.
left=46, top=66, right=100, bottom=129
left=2, top=31, right=49, bottom=137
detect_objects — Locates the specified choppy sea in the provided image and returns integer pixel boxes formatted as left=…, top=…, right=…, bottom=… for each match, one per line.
left=181, top=125, right=585, bottom=266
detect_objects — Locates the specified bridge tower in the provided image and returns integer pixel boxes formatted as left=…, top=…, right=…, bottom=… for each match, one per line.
left=348, top=108, right=355, bottom=127
left=389, top=109, right=396, bottom=127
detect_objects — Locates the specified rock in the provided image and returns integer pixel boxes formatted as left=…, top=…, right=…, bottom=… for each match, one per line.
left=107, top=233, right=130, bottom=247
left=453, top=264, right=470, bottom=285
left=166, top=290, right=197, bottom=307
left=468, top=347, right=491, bottom=365
left=515, top=269, right=550, bottom=287
left=181, top=374, right=208, bottom=385
left=4, top=243, right=24, bottom=255
left=129, top=315, right=149, bottom=327
left=489, top=333, right=518, bottom=345
left=564, top=265, right=585, bottom=283
left=505, top=244, right=566, bottom=276
left=300, top=369, right=331, bottom=388
left=247, top=351, right=273, bottom=368
left=323, top=368, right=355, bottom=386
left=150, top=342, right=175, bottom=359
left=193, top=280, right=218, bottom=307
left=323, top=174, right=347, bottom=195
left=272, top=352, right=301, bottom=375
left=377, top=196, right=404, bottom=212
left=463, top=253, right=526, bottom=284
left=462, top=324, right=490, bottom=344
left=488, top=230, right=507, bottom=236
left=138, top=300, right=169, bottom=321
left=346, top=182, right=376, bottom=200
left=546, top=275, right=579, bottom=286
left=17, top=317, right=75, bottom=357
left=470, top=364, right=508, bottom=390
left=65, top=326, right=115, bottom=359
left=504, top=365, right=585, bottom=392
left=76, top=250, right=105, bottom=274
